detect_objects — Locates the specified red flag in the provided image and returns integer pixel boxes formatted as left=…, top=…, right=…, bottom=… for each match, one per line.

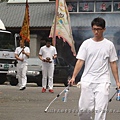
left=49, top=0, right=76, bottom=56
left=20, top=0, right=30, bottom=42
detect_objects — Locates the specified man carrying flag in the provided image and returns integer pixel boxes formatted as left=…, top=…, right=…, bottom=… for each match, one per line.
left=15, top=0, right=30, bottom=90
left=49, top=0, right=76, bottom=56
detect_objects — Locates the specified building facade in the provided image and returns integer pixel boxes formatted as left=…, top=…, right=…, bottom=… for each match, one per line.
left=0, top=0, right=120, bottom=85
left=0, top=0, right=120, bottom=71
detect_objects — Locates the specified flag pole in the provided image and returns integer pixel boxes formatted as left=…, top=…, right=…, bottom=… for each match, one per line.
left=52, top=0, right=59, bottom=46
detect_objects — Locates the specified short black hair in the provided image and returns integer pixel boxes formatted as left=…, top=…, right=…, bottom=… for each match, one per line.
left=46, top=37, right=52, bottom=43
left=91, top=17, right=106, bottom=29
left=16, top=34, right=22, bottom=41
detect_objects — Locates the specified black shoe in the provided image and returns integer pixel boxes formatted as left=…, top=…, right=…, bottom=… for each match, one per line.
left=19, top=87, right=26, bottom=90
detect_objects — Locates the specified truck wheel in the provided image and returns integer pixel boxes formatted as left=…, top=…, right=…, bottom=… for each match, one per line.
left=64, top=82, right=68, bottom=87
left=0, top=74, right=6, bottom=84
left=64, top=79, right=68, bottom=87
left=10, top=77, right=18, bottom=86
left=36, top=81, right=42, bottom=86
left=36, top=76, right=42, bottom=86
left=0, top=79, right=6, bottom=84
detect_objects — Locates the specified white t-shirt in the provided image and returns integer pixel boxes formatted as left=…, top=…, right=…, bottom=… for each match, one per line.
left=76, top=38, right=118, bottom=83
left=15, top=46, right=30, bottom=64
left=39, top=45, right=57, bottom=64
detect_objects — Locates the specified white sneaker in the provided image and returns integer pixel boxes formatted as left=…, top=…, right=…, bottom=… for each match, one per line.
left=19, top=86, right=26, bottom=90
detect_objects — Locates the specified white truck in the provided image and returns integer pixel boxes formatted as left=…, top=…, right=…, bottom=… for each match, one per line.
left=0, top=19, right=16, bottom=84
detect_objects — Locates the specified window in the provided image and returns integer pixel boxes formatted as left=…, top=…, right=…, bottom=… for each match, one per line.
left=0, top=32, right=15, bottom=51
left=66, top=2, right=77, bottom=12
left=96, top=1, right=111, bottom=12
left=66, top=0, right=120, bottom=13
left=79, top=1, right=94, bottom=12
left=113, top=1, right=120, bottom=11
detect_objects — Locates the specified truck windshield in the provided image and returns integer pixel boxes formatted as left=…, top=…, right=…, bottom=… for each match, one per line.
left=0, top=31, right=15, bottom=51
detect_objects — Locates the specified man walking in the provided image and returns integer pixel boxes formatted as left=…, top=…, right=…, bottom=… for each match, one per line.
left=69, top=17, right=120, bottom=120
left=15, top=39, right=30, bottom=90
left=39, top=38, right=57, bottom=93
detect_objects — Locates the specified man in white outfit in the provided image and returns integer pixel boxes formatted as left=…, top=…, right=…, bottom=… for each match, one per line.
left=69, top=17, right=120, bottom=120
left=39, top=38, right=57, bottom=93
left=15, top=39, right=30, bottom=90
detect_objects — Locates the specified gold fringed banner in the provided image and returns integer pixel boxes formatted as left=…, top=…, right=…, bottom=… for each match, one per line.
left=20, top=0, right=30, bottom=42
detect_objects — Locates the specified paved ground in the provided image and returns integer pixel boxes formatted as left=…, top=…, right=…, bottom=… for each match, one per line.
left=0, top=82, right=120, bottom=120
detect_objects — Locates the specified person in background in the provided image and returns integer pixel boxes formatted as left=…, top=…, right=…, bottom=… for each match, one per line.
left=69, top=17, right=120, bottom=120
left=15, top=39, right=30, bottom=90
left=39, top=38, right=57, bottom=93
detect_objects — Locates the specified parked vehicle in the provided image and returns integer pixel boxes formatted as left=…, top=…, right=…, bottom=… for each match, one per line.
left=0, top=19, right=16, bottom=84
left=7, top=57, right=81, bottom=87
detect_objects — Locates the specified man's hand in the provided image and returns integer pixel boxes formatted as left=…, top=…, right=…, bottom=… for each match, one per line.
left=116, top=81, right=120, bottom=89
left=68, top=77, right=75, bottom=86
left=22, top=50, right=25, bottom=54
left=46, top=57, right=52, bottom=63
left=53, top=55, right=57, bottom=60
left=19, top=58, right=24, bottom=62
left=22, top=50, right=30, bottom=58
left=42, top=59, right=46, bottom=62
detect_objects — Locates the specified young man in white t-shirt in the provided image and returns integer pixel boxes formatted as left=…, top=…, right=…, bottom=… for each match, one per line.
left=39, top=38, right=57, bottom=93
left=69, top=17, right=120, bottom=120
left=15, top=39, right=30, bottom=90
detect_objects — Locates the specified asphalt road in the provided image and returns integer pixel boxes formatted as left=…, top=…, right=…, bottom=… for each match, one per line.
left=0, top=82, right=120, bottom=120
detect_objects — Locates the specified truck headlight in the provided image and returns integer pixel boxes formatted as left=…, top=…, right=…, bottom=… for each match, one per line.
left=27, top=71, right=40, bottom=75
left=8, top=70, right=16, bottom=74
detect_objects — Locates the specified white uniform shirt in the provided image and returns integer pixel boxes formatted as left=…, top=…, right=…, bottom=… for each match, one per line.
left=15, top=46, right=30, bottom=64
left=76, top=38, right=118, bottom=83
left=39, top=45, right=57, bottom=64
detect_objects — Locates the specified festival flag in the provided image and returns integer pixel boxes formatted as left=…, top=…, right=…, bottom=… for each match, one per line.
left=49, top=0, right=76, bottom=56
left=20, top=0, right=30, bottom=42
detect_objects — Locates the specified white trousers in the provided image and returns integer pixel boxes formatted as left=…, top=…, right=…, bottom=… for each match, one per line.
left=79, top=82, right=110, bottom=120
left=42, top=63, right=54, bottom=89
left=17, top=63, right=27, bottom=88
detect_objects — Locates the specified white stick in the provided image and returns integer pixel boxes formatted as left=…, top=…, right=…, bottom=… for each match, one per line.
left=44, top=86, right=69, bottom=113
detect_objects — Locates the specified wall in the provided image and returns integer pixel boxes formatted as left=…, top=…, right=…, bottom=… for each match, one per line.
left=30, top=34, right=37, bottom=57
